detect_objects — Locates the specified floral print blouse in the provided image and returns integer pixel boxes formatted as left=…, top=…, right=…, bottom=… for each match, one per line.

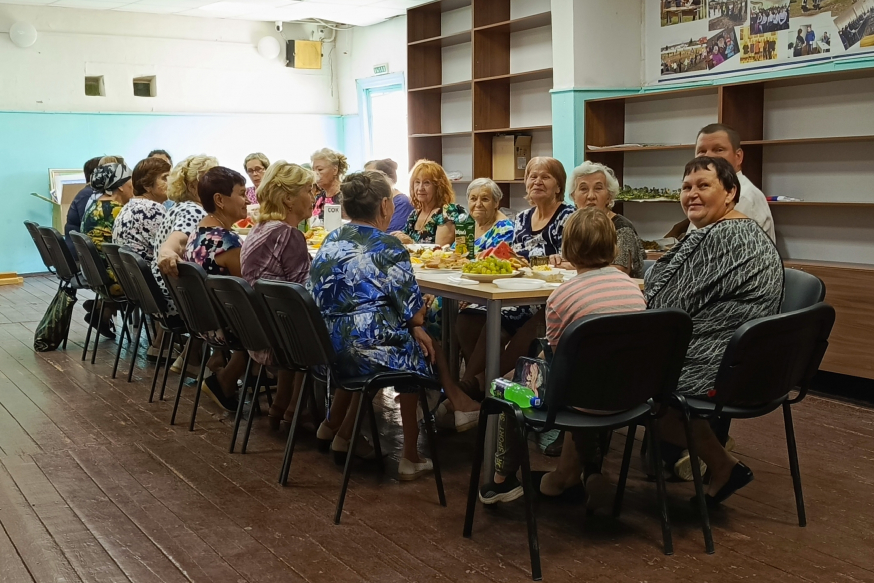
left=403, top=203, right=464, bottom=244
left=81, top=199, right=124, bottom=295
left=183, top=226, right=242, bottom=275
left=112, top=197, right=166, bottom=263
left=308, top=224, right=433, bottom=385
left=512, top=204, right=575, bottom=259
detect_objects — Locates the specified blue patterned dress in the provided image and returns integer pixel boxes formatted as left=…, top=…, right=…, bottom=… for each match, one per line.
left=309, top=224, right=434, bottom=388
left=474, top=219, right=514, bottom=252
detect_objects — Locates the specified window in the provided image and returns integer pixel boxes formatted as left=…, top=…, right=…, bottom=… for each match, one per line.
left=133, top=76, right=156, bottom=97
left=357, top=73, right=408, bottom=189
left=85, top=76, right=104, bottom=97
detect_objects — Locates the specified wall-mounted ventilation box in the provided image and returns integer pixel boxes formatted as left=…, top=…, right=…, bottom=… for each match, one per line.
left=85, top=76, right=105, bottom=96
left=286, top=40, right=322, bottom=69
left=133, top=76, right=157, bottom=97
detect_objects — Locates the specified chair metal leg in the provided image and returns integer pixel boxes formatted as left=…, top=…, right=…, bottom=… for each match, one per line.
left=157, top=332, right=176, bottom=401
left=90, top=298, right=104, bottom=365
left=682, top=406, right=714, bottom=554
left=127, top=314, right=144, bottom=382
left=188, top=343, right=210, bottom=431
left=305, top=374, right=321, bottom=424
left=613, top=423, right=637, bottom=518
left=112, top=303, right=132, bottom=379
left=648, top=417, right=673, bottom=555
left=229, top=355, right=253, bottom=453
left=516, top=414, right=542, bottom=581
left=463, top=407, right=490, bottom=538
left=82, top=296, right=99, bottom=361
left=279, top=371, right=310, bottom=486
left=148, top=329, right=169, bottom=403
left=143, top=315, right=153, bottom=347
left=241, top=363, right=263, bottom=455
left=365, top=391, right=385, bottom=473
left=783, top=403, right=806, bottom=527
left=334, top=392, right=367, bottom=525
left=169, top=336, right=191, bottom=424
left=419, top=389, right=446, bottom=507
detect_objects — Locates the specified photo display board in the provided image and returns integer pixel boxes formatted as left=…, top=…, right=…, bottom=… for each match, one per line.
left=648, top=0, right=874, bottom=82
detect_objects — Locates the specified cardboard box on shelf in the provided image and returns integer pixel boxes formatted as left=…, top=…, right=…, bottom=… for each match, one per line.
left=492, top=135, right=532, bottom=181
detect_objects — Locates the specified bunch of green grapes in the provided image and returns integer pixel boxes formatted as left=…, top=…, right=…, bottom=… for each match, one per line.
left=462, top=257, right=513, bottom=275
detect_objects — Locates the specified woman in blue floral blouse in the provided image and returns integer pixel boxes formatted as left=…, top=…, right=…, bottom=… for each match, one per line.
left=392, top=159, right=462, bottom=246
left=310, top=171, right=481, bottom=481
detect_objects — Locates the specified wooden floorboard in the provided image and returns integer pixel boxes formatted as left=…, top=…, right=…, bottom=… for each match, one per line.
left=2, top=275, right=874, bottom=582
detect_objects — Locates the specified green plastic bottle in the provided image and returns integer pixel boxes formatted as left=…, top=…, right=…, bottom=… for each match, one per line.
left=491, top=379, right=541, bottom=409
left=455, top=212, right=475, bottom=259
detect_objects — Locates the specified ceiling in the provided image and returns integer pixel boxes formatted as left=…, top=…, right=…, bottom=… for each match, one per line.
left=0, top=0, right=429, bottom=27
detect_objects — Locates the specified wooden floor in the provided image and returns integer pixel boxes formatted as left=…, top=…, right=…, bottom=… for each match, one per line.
left=1, top=275, right=873, bottom=583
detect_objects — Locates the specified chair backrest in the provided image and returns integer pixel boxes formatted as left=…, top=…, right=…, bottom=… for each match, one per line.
left=24, top=221, right=54, bottom=272
left=782, top=268, right=825, bottom=313
left=255, top=279, right=335, bottom=369
left=711, top=303, right=835, bottom=407
left=117, top=247, right=169, bottom=317
left=38, top=226, right=80, bottom=283
left=102, top=243, right=136, bottom=302
left=70, top=232, right=112, bottom=290
left=164, top=262, right=223, bottom=335
left=206, top=275, right=291, bottom=367
left=543, top=308, right=692, bottom=422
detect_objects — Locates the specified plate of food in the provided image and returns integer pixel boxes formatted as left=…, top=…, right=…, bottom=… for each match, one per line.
left=305, top=226, right=327, bottom=248
left=420, top=248, right=470, bottom=271
left=460, top=257, right=521, bottom=282
left=529, top=265, right=565, bottom=283
left=232, top=217, right=254, bottom=236
left=494, top=278, right=545, bottom=290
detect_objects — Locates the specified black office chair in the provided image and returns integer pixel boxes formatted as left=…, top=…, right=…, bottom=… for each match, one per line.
left=782, top=268, right=825, bottom=313
left=102, top=243, right=148, bottom=379
left=463, top=309, right=692, bottom=581
left=643, top=258, right=656, bottom=276
left=165, top=262, right=251, bottom=430
left=70, top=232, right=126, bottom=364
left=117, top=248, right=190, bottom=394
left=24, top=221, right=55, bottom=276
left=37, top=226, right=88, bottom=351
left=256, top=279, right=446, bottom=525
left=674, top=303, right=835, bottom=555
left=206, top=274, right=307, bottom=454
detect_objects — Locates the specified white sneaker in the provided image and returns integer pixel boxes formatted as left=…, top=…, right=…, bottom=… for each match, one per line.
left=398, top=457, right=433, bottom=481
left=674, top=450, right=708, bottom=482
left=454, top=409, right=479, bottom=433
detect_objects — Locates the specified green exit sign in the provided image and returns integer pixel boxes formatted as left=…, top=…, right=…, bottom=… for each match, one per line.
left=373, top=63, right=389, bottom=75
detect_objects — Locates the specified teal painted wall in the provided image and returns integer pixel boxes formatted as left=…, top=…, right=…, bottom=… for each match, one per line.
left=1, top=111, right=342, bottom=274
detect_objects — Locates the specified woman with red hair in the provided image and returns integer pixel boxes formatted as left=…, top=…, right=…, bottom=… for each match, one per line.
left=392, top=159, right=462, bottom=246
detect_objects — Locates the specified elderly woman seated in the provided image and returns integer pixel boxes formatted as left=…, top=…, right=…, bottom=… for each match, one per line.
left=478, top=207, right=647, bottom=506
left=647, top=156, right=783, bottom=503
left=392, top=159, right=462, bottom=246
left=569, top=161, right=646, bottom=278
left=309, top=171, right=481, bottom=481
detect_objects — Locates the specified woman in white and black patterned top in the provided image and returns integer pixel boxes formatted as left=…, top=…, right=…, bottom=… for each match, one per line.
left=646, top=156, right=783, bottom=506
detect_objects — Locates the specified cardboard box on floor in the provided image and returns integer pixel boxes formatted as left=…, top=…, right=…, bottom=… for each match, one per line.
left=493, top=135, right=532, bottom=181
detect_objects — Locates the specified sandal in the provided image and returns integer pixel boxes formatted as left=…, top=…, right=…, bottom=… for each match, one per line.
left=691, top=461, right=754, bottom=508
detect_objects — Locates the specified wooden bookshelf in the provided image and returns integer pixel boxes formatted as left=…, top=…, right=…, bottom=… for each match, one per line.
left=407, top=0, right=553, bottom=203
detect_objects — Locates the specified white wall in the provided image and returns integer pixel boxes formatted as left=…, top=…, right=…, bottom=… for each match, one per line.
left=551, top=0, right=643, bottom=90
left=0, top=4, right=337, bottom=114
left=336, top=15, right=407, bottom=115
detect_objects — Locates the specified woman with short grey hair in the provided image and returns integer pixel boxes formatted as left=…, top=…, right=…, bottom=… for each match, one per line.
left=465, top=178, right=514, bottom=252
left=568, top=161, right=646, bottom=277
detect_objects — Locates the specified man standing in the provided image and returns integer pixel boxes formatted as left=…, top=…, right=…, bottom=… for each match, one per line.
left=692, top=123, right=776, bottom=242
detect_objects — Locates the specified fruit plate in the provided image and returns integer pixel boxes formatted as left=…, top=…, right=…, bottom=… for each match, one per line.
left=461, top=271, right=521, bottom=283
left=493, top=278, right=546, bottom=291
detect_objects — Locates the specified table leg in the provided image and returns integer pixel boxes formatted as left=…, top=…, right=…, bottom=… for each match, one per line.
left=482, top=299, right=503, bottom=479
left=443, top=298, right=460, bottom=381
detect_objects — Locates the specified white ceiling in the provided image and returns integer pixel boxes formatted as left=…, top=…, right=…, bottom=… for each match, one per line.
left=0, top=0, right=429, bottom=27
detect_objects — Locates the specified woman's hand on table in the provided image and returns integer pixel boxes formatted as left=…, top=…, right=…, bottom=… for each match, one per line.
left=393, top=232, right=414, bottom=244
left=548, top=254, right=564, bottom=267
left=411, top=326, right=435, bottom=363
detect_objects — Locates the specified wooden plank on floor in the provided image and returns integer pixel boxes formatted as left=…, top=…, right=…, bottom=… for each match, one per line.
left=0, top=519, right=36, bottom=583
left=32, top=450, right=191, bottom=583
left=0, top=461, right=82, bottom=583
left=1, top=455, right=131, bottom=583
left=69, top=445, right=250, bottom=583
left=0, top=369, right=73, bottom=453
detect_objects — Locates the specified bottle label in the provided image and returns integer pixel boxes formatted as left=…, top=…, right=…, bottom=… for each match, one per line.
left=490, top=378, right=516, bottom=399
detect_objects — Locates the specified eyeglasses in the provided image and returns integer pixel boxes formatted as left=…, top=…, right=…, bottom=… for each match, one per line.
left=246, top=167, right=266, bottom=176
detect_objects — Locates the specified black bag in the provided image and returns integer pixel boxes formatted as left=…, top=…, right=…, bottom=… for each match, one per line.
left=34, top=287, right=76, bottom=352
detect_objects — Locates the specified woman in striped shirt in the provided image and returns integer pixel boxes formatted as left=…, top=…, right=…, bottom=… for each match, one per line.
left=479, top=208, right=646, bottom=508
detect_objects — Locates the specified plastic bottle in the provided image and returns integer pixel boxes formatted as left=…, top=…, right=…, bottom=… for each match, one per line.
left=491, top=379, right=542, bottom=408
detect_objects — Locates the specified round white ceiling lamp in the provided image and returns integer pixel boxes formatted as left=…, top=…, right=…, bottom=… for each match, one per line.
left=257, top=36, right=281, bottom=60
left=9, top=22, right=38, bottom=48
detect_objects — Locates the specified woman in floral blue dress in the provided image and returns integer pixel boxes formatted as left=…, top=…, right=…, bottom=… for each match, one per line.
left=310, top=171, right=481, bottom=481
